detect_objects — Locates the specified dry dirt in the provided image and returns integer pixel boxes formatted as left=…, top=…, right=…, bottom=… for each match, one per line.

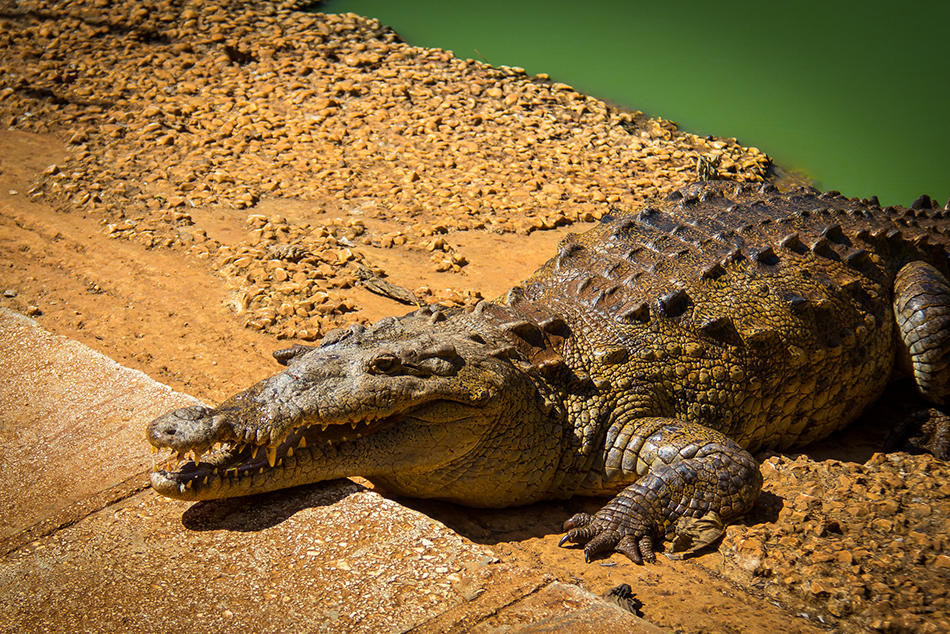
left=1, top=2, right=948, bottom=633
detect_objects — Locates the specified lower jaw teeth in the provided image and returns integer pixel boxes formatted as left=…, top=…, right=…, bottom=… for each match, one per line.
left=160, top=430, right=330, bottom=482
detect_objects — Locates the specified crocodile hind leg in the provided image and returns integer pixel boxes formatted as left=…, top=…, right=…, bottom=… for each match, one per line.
left=889, top=261, right=950, bottom=458
left=558, top=418, right=762, bottom=563
left=893, top=261, right=950, bottom=403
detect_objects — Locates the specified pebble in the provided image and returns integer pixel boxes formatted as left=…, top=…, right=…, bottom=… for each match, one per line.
left=717, top=452, right=950, bottom=632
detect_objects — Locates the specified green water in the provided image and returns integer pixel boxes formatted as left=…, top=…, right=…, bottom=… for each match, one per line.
left=322, top=0, right=948, bottom=207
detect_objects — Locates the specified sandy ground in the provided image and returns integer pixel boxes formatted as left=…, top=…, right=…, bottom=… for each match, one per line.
left=1, top=2, right=948, bottom=632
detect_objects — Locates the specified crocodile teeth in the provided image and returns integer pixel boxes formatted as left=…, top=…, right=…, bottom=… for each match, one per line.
left=202, top=475, right=209, bottom=485
left=251, top=446, right=260, bottom=459
left=266, top=447, right=277, bottom=468
left=192, top=449, right=204, bottom=464
left=298, top=437, right=307, bottom=449
left=350, top=422, right=359, bottom=430
left=186, top=479, right=193, bottom=489
left=287, top=447, right=294, bottom=458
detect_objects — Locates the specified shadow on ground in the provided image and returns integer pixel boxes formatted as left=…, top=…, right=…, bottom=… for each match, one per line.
left=181, top=479, right=362, bottom=532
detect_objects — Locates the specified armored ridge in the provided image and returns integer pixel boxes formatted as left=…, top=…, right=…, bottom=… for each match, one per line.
left=147, top=181, right=950, bottom=564
left=496, top=181, right=950, bottom=454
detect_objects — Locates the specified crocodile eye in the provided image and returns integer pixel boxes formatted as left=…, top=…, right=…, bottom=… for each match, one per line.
left=369, top=353, right=401, bottom=375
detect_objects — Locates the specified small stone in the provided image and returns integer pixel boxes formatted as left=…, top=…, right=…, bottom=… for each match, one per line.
left=827, top=598, right=852, bottom=618
left=870, top=518, right=893, bottom=533
left=810, top=580, right=832, bottom=596
left=877, top=499, right=900, bottom=515
left=67, top=130, right=87, bottom=145
left=906, top=502, right=932, bottom=517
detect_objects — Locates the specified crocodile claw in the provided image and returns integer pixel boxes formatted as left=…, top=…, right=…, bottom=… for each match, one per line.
left=558, top=511, right=657, bottom=564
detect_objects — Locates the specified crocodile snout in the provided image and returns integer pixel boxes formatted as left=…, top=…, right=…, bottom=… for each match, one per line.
left=147, top=405, right=218, bottom=450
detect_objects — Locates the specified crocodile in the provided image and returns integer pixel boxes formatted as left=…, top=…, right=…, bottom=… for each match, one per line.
left=147, top=181, right=950, bottom=563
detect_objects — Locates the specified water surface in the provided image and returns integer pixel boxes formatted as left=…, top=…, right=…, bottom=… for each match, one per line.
left=323, top=0, right=948, bottom=206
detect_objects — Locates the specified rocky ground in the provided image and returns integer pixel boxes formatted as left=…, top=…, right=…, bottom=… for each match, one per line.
left=0, top=1, right=947, bottom=633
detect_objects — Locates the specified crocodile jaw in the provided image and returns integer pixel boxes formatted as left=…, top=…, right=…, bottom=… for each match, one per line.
left=148, top=402, right=488, bottom=501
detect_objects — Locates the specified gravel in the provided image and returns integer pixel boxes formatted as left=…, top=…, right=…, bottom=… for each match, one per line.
left=715, top=451, right=950, bottom=633
left=0, top=0, right=768, bottom=340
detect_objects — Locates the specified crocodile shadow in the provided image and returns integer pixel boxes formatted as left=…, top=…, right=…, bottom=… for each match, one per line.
left=180, top=478, right=362, bottom=532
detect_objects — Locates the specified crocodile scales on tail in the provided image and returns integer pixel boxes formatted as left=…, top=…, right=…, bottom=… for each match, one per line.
left=147, top=181, right=950, bottom=563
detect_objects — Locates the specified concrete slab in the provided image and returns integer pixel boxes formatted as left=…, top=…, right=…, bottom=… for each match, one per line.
left=0, top=309, right=664, bottom=633
left=476, top=582, right=665, bottom=634
left=0, top=480, right=499, bottom=633
left=415, top=578, right=666, bottom=634
left=0, top=308, right=202, bottom=539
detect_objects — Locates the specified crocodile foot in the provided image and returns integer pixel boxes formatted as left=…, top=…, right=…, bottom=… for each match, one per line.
left=557, top=418, right=762, bottom=564
left=885, top=407, right=950, bottom=459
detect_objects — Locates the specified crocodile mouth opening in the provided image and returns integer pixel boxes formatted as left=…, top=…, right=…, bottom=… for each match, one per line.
left=150, top=413, right=400, bottom=495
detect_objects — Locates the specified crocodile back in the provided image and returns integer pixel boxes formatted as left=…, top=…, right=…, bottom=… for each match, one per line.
left=497, top=182, right=950, bottom=453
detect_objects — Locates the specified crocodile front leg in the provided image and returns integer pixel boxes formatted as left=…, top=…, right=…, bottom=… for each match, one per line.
left=558, top=418, right=761, bottom=563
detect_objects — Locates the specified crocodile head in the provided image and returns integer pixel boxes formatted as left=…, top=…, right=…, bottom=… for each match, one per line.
left=147, top=308, right=560, bottom=507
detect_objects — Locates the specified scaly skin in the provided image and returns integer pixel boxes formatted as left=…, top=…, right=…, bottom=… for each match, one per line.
left=147, top=181, right=950, bottom=563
